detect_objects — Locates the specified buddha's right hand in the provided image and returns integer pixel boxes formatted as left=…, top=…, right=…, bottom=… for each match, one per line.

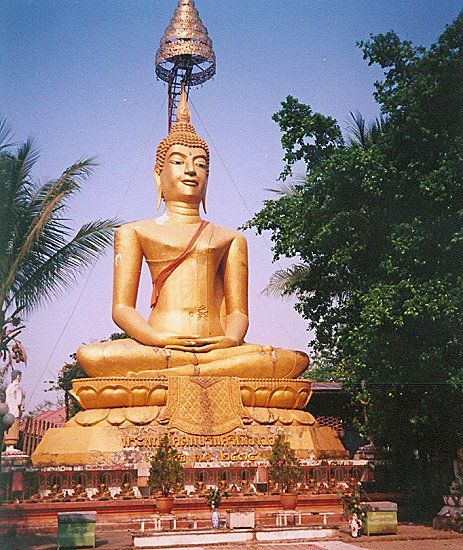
left=148, top=332, right=200, bottom=348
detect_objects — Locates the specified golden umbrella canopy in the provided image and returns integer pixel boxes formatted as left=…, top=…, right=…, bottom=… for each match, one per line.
left=155, top=0, right=216, bottom=87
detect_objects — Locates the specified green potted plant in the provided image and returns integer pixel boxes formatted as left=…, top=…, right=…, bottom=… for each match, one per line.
left=205, top=486, right=228, bottom=529
left=341, top=489, right=366, bottom=537
left=268, top=433, right=303, bottom=510
left=148, top=434, right=184, bottom=513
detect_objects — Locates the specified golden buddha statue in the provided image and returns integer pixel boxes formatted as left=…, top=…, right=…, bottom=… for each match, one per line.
left=32, top=90, right=347, bottom=468
left=76, top=90, right=308, bottom=381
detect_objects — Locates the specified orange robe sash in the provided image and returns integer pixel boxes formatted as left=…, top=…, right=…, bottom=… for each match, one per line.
left=150, top=220, right=209, bottom=309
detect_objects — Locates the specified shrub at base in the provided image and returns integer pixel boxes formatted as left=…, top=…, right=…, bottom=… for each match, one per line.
left=148, top=434, right=184, bottom=507
left=268, top=433, right=303, bottom=509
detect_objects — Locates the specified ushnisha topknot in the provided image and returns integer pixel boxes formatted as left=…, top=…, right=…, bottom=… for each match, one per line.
left=154, top=87, right=209, bottom=175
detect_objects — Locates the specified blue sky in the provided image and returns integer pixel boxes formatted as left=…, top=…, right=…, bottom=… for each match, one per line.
left=1, top=0, right=461, bottom=410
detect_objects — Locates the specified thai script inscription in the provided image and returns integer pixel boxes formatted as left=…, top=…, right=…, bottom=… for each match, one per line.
left=120, top=430, right=275, bottom=450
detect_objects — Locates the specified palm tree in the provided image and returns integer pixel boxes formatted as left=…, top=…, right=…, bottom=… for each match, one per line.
left=0, top=116, right=118, bottom=380
left=346, top=111, right=386, bottom=148
left=264, top=264, right=309, bottom=298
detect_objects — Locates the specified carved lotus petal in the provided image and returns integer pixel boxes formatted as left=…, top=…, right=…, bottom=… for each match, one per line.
left=240, top=386, right=255, bottom=407
left=277, top=409, right=294, bottom=425
left=147, top=385, right=168, bottom=406
left=74, top=409, right=109, bottom=426
left=98, top=385, right=132, bottom=408
left=242, top=410, right=253, bottom=424
left=254, top=387, right=270, bottom=407
left=158, top=407, right=169, bottom=424
left=297, top=389, right=312, bottom=409
left=73, top=386, right=98, bottom=410
left=124, top=406, right=159, bottom=425
left=131, top=386, right=149, bottom=407
left=292, top=410, right=316, bottom=425
left=106, top=408, right=126, bottom=425
left=269, top=387, right=298, bottom=409
left=251, top=407, right=271, bottom=424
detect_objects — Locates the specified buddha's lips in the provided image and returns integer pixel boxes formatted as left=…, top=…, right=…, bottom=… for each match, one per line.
left=182, top=179, right=199, bottom=186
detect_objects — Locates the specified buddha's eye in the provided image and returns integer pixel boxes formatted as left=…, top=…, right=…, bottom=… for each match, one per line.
left=170, top=157, right=184, bottom=165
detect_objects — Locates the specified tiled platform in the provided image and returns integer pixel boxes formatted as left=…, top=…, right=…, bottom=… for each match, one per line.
left=133, top=527, right=338, bottom=548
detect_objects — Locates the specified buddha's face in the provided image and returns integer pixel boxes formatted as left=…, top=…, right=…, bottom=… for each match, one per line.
left=155, top=143, right=208, bottom=205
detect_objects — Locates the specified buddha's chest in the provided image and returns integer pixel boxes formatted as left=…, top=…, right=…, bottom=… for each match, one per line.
left=137, top=224, right=231, bottom=264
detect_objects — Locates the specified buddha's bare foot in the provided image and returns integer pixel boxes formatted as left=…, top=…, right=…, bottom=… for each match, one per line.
left=153, top=348, right=309, bottom=379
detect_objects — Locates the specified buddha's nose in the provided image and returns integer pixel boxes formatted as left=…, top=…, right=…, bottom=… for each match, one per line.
left=185, top=157, right=197, bottom=176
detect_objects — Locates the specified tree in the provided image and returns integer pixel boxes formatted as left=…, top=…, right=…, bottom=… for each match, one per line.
left=0, top=117, right=118, bottom=384
left=148, top=434, right=184, bottom=497
left=50, top=355, right=87, bottom=420
left=272, top=95, right=344, bottom=181
left=245, top=13, right=463, bottom=515
left=268, top=434, right=303, bottom=493
left=49, top=333, right=127, bottom=419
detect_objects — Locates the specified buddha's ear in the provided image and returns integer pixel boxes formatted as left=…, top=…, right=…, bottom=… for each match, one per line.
left=201, top=183, right=208, bottom=214
left=154, top=168, right=163, bottom=210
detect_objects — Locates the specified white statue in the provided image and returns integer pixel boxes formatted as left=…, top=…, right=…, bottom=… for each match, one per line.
left=350, top=513, right=362, bottom=537
left=4, top=370, right=24, bottom=451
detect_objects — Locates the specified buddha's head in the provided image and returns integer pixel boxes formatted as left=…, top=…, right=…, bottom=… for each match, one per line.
left=154, top=88, right=209, bottom=211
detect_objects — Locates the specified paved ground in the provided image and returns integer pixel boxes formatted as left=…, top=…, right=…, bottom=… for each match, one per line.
left=3, top=524, right=463, bottom=550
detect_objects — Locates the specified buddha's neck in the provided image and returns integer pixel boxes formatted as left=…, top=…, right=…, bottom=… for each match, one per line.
left=164, top=201, right=202, bottom=224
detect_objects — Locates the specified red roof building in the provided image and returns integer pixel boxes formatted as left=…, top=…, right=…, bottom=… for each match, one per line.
left=20, top=406, right=66, bottom=456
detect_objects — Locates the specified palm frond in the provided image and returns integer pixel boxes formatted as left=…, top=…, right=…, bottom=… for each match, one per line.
left=369, top=115, right=387, bottom=143
left=346, top=111, right=368, bottom=147
left=32, top=157, right=97, bottom=210
left=265, top=181, right=301, bottom=197
left=15, top=139, right=40, bottom=182
left=263, top=264, right=309, bottom=298
left=1, top=139, right=40, bottom=217
left=346, top=111, right=387, bottom=148
left=0, top=158, right=97, bottom=303
left=12, top=218, right=119, bottom=312
left=0, top=142, right=39, bottom=273
left=0, top=116, right=14, bottom=150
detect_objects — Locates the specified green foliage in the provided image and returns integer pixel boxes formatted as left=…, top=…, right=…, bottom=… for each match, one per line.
left=268, top=434, right=303, bottom=493
left=246, top=12, right=463, bottom=504
left=0, top=116, right=119, bottom=384
left=108, top=332, right=129, bottom=341
left=341, top=489, right=366, bottom=520
left=148, top=434, right=184, bottom=497
left=53, top=356, right=87, bottom=420
left=49, top=333, right=127, bottom=419
left=205, top=487, right=228, bottom=509
left=272, top=96, right=344, bottom=180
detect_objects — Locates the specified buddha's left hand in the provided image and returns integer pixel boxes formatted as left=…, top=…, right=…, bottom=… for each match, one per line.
left=166, top=335, right=239, bottom=352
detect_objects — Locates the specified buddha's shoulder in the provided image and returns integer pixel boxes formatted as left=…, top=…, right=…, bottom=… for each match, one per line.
left=210, top=223, right=246, bottom=244
left=115, top=219, right=162, bottom=236
left=115, top=219, right=246, bottom=243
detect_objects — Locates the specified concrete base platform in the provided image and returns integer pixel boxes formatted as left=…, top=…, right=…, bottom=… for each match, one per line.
left=133, top=527, right=337, bottom=548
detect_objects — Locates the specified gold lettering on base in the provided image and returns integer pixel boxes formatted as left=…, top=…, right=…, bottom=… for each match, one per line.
left=120, top=428, right=279, bottom=451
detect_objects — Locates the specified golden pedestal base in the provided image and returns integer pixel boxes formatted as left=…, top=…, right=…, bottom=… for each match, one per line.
left=31, top=376, right=347, bottom=466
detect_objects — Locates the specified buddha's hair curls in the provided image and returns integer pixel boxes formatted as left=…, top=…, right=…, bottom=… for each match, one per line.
left=154, top=89, right=209, bottom=174
left=155, top=122, right=209, bottom=174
